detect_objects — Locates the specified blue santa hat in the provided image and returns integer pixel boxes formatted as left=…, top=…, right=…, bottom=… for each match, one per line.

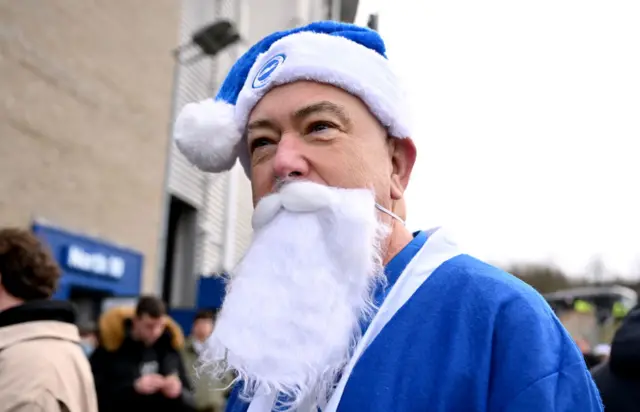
left=174, top=20, right=412, bottom=176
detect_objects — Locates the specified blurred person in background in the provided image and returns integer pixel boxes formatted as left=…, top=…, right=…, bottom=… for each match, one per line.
left=592, top=305, right=640, bottom=411
left=181, top=309, right=234, bottom=412
left=576, top=335, right=602, bottom=369
left=0, top=228, right=98, bottom=412
left=90, top=295, right=196, bottom=411
left=78, top=321, right=99, bottom=357
left=175, top=21, right=602, bottom=411
left=593, top=343, right=611, bottom=365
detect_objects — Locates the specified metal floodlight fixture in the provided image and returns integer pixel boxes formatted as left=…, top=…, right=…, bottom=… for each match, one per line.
left=174, top=19, right=242, bottom=65
left=192, top=20, right=241, bottom=56
left=367, top=13, right=379, bottom=32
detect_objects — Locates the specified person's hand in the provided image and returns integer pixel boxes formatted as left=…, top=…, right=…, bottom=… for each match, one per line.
left=134, top=374, right=164, bottom=394
left=161, top=374, right=182, bottom=399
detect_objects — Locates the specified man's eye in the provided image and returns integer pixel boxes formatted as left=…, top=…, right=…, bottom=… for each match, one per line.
left=307, top=121, right=336, bottom=134
left=250, top=137, right=274, bottom=152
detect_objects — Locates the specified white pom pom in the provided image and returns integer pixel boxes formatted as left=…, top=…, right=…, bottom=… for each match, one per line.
left=174, top=99, right=243, bottom=173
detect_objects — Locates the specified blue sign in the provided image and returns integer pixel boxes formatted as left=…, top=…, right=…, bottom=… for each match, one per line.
left=169, top=275, right=228, bottom=334
left=32, top=223, right=143, bottom=299
left=197, top=275, right=227, bottom=309
left=63, top=245, right=127, bottom=279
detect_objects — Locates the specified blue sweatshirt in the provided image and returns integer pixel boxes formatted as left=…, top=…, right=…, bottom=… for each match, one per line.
left=227, top=231, right=603, bottom=412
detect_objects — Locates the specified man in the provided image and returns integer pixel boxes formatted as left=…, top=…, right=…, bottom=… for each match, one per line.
left=182, top=309, right=235, bottom=412
left=174, top=21, right=602, bottom=411
left=0, top=228, right=98, bottom=412
left=591, top=305, right=640, bottom=411
left=90, top=295, right=196, bottom=411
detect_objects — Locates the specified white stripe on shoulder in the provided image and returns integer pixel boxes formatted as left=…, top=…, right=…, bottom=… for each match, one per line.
left=324, top=227, right=463, bottom=412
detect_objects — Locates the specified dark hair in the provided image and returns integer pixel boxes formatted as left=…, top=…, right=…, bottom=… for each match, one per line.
left=0, top=228, right=61, bottom=300
left=135, top=295, right=166, bottom=318
left=194, top=309, right=216, bottom=322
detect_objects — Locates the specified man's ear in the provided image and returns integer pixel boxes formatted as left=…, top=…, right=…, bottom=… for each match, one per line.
left=389, top=137, right=417, bottom=200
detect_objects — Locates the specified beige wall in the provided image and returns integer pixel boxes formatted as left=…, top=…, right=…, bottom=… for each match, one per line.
left=0, top=0, right=179, bottom=292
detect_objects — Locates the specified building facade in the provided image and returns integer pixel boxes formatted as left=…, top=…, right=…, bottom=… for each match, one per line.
left=0, top=0, right=359, bottom=318
left=0, top=0, right=179, bottom=320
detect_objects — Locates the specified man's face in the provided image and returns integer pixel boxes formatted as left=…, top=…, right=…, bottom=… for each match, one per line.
left=191, top=318, right=214, bottom=342
left=80, top=332, right=98, bottom=347
left=247, top=81, right=405, bottom=210
left=132, top=314, right=165, bottom=346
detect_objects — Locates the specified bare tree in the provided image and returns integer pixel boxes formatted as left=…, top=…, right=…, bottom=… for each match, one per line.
left=507, top=263, right=571, bottom=294
left=588, top=255, right=606, bottom=285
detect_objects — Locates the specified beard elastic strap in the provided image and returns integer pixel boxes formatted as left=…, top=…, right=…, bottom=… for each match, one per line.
left=375, top=203, right=405, bottom=225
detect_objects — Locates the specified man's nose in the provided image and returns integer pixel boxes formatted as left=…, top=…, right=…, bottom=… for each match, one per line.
left=272, top=135, right=309, bottom=180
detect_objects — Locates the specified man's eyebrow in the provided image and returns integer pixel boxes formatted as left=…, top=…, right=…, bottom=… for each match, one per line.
left=246, top=101, right=351, bottom=134
left=246, top=118, right=278, bottom=132
left=293, top=101, right=351, bottom=126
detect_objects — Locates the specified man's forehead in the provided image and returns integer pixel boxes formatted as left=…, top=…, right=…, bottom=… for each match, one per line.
left=138, top=314, right=163, bottom=324
left=248, top=100, right=349, bottom=127
left=249, top=81, right=356, bottom=122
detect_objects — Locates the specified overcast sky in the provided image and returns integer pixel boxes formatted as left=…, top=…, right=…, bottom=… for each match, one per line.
left=356, top=1, right=640, bottom=279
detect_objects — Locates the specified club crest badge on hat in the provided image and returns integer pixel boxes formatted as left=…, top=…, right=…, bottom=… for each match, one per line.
left=252, top=53, right=286, bottom=89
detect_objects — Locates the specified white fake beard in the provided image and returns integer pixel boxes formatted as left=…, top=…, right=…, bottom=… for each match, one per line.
left=200, top=181, right=389, bottom=411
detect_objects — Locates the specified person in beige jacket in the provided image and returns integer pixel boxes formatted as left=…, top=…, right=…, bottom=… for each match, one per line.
left=0, top=228, right=98, bottom=412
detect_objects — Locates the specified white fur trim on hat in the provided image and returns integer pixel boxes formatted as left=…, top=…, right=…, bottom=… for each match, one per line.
left=236, top=31, right=412, bottom=140
left=174, top=99, right=242, bottom=173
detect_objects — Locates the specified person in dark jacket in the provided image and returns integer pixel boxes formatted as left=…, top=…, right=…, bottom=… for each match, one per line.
left=90, top=295, right=196, bottom=412
left=591, top=305, right=640, bottom=411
